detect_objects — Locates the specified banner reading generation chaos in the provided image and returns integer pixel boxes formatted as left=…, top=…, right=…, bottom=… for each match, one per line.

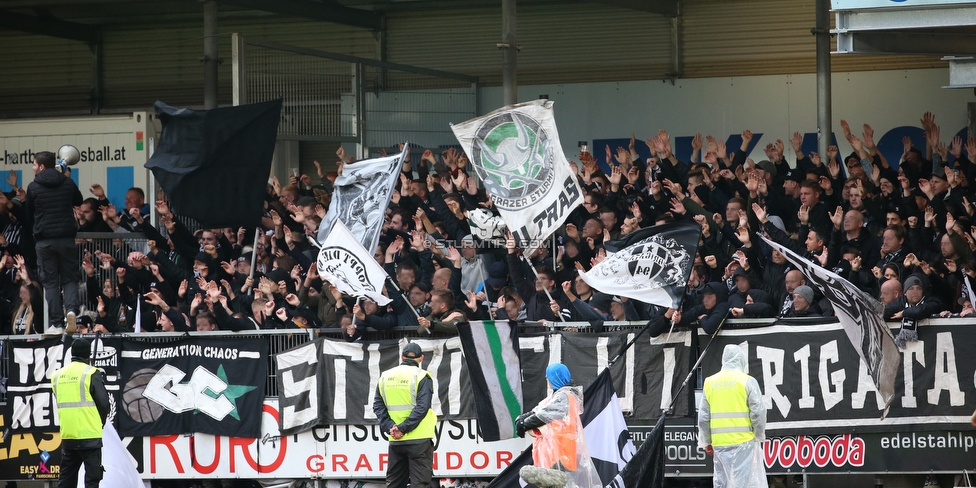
left=118, top=337, right=268, bottom=438
left=700, top=322, right=976, bottom=435
left=451, top=100, right=583, bottom=249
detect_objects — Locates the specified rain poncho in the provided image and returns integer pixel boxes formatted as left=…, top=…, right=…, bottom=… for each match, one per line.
left=527, top=386, right=602, bottom=488
left=698, top=345, right=768, bottom=488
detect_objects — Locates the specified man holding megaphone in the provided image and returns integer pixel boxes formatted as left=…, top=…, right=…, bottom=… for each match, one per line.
left=26, top=147, right=83, bottom=334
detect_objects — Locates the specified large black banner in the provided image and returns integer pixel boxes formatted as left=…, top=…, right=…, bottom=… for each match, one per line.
left=701, top=322, right=976, bottom=436
left=4, top=336, right=122, bottom=435
left=277, top=330, right=692, bottom=434
left=277, top=337, right=477, bottom=435
left=118, top=337, right=267, bottom=438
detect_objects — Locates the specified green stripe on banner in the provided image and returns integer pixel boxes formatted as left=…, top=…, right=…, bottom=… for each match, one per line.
left=484, top=321, right=521, bottom=424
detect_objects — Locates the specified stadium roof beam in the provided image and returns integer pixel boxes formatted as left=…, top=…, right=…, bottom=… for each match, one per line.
left=217, top=0, right=383, bottom=30
left=592, top=0, right=678, bottom=17
left=0, top=9, right=100, bottom=43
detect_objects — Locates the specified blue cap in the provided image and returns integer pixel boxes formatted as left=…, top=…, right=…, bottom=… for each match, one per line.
left=546, top=363, right=571, bottom=390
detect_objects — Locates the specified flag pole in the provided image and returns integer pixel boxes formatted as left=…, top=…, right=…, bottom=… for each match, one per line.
left=606, top=320, right=653, bottom=369
left=523, top=255, right=566, bottom=322
left=385, top=276, right=422, bottom=320
left=248, top=227, right=261, bottom=290
left=477, top=262, right=495, bottom=321
left=665, top=309, right=732, bottom=414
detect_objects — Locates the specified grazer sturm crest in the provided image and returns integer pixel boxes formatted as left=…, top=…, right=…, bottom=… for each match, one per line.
left=471, top=111, right=555, bottom=211
left=596, top=235, right=690, bottom=289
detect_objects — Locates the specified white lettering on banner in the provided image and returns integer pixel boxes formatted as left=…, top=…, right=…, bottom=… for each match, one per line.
left=11, top=393, right=55, bottom=429
left=793, top=345, right=815, bottom=409
left=927, top=332, right=965, bottom=406
left=145, top=400, right=528, bottom=479
left=738, top=341, right=749, bottom=375
left=13, top=344, right=65, bottom=384
left=281, top=351, right=319, bottom=428
left=363, top=343, right=381, bottom=420
left=851, top=358, right=885, bottom=410
left=596, top=335, right=635, bottom=413
left=757, top=346, right=791, bottom=417
left=819, top=341, right=846, bottom=411
left=880, top=432, right=975, bottom=452
left=659, top=347, right=675, bottom=411
left=412, top=338, right=464, bottom=416
left=713, top=325, right=976, bottom=430
left=320, top=340, right=365, bottom=421
left=143, top=365, right=235, bottom=420
left=901, top=341, right=924, bottom=409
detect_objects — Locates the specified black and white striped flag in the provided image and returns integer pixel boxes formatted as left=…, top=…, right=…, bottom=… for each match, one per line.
left=457, top=320, right=524, bottom=442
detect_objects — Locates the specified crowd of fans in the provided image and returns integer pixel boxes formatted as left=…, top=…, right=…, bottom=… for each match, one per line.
left=1, top=112, right=973, bottom=346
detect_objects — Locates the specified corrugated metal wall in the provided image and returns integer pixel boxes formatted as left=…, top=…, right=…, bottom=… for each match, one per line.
left=385, top=3, right=673, bottom=85
left=0, top=0, right=947, bottom=116
left=681, top=0, right=943, bottom=77
left=0, top=32, right=95, bottom=114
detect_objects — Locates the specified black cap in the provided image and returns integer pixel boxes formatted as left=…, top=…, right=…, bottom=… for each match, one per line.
left=402, top=342, right=424, bottom=359
left=71, top=338, right=92, bottom=360
left=784, top=169, right=805, bottom=183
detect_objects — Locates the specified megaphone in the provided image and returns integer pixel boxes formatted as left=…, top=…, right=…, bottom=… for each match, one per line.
left=57, top=145, right=80, bottom=166
left=56, top=144, right=80, bottom=174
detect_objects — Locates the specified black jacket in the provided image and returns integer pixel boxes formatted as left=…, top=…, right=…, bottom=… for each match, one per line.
left=26, top=168, right=83, bottom=241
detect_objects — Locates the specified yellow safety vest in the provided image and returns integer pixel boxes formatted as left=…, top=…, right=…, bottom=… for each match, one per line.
left=703, top=369, right=755, bottom=447
left=52, top=361, right=103, bottom=441
left=378, top=364, right=437, bottom=442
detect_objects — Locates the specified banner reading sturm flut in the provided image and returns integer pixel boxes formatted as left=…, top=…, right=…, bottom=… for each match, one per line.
left=452, top=100, right=583, bottom=249
left=118, top=337, right=267, bottom=438
left=277, top=330, right=691, bottom=435
left=277, top=337, right=476, bottom=435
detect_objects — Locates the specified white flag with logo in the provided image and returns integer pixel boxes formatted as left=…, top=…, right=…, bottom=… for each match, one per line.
left=452, top=100, right=583, bottom=249
left=317, top=219, right=391, bottom=306
left=317, top=144, right=408, bottom=254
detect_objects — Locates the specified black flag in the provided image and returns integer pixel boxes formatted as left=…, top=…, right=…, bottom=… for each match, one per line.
left=145, top=99, right=282, bottom=228
left=606, top=414, right=665, bottom=488
left=581, top=221, right=700, bottom=309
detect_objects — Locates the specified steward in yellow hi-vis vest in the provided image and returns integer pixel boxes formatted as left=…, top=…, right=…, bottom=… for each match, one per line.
left=699, top=344, right=768, bottom=488
left=52, top=338, right=110, bottom=488
left=373, top=342, right=436, bottom=488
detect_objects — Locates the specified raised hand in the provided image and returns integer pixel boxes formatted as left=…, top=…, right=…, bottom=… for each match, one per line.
left=741, top=129, right=753, bottom=144
left=751, top=202, right=768, bottom=223
left=840, top=119, right=852, bottom=141
left=669, top=198, right=686, bottom=215
left=798, top=205, right=810, bottom=225
left=829, top=205, right=844, bottom=230
left=863, top=124, right=876, bottom=149
left=735, top=225, right=751, bottom=245
left=791, top=132, right=802, bottom=154
left=950, top=135, right=963, bottom=158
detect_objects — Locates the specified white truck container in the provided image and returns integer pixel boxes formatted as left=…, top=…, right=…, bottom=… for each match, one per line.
left=0, top=112, right=157, bottom=209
